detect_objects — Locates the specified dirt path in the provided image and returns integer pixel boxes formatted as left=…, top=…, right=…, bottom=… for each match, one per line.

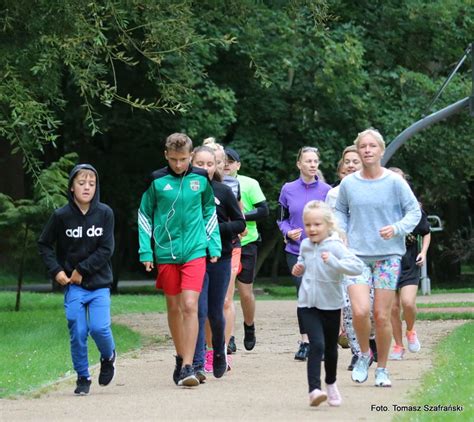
left=0, top=298, right=471, bottom=422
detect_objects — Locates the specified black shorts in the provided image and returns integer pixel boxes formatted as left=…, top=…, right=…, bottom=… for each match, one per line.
left=396, top=245, right=420, bottom=289
left=237, top=242, right=258, bottom=284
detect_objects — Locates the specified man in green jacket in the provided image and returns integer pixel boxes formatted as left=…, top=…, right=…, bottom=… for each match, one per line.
left=138, top=133, right=221, bottom=387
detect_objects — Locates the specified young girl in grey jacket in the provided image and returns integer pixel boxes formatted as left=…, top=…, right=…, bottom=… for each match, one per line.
left=292, top=200, right=363, bottom=407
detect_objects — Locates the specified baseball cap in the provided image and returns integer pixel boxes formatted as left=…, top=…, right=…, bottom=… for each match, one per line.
left=225, top=147, right=240, bottom=162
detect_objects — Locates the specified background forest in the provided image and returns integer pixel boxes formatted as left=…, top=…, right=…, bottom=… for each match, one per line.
left=0, top=0, right=472, bottom=289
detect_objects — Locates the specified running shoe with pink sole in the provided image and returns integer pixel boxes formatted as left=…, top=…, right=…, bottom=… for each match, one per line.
left=204, top=349, right=213, bottom=373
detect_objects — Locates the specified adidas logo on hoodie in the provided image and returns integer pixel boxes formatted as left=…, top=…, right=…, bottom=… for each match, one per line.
left=65, top=225, right=104, bottom=238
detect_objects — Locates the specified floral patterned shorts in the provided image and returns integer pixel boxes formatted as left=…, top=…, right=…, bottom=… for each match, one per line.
left=345, top=258, right=401, bottom=290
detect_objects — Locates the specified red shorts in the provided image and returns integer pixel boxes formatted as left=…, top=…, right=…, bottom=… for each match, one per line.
left=231, top=247, right=242, bottom=275
left=156, top=257, right=206, bottom=296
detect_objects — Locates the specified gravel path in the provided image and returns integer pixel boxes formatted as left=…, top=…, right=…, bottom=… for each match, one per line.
left=1, top=296, right=471, bottom=421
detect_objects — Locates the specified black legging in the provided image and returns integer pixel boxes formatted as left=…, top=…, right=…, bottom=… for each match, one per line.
left=286, top=253, right=305, bottom=335
left=298, top=307, right=340, bottom=392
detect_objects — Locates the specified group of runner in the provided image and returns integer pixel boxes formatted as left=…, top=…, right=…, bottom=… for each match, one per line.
left=39, top=129, right=429, bottom=406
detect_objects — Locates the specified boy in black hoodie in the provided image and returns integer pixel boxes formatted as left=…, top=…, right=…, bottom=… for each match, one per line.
left=38, top=164, right=116, bottom=396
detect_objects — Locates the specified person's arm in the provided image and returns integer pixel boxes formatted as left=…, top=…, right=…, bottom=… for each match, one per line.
left=75, top=207, right=115, bottom=278
left=392, top=182, right=422, bottom=236
left=202, top=179, right=222, bottom=260
left=138, top=181, right=156, bottom=270
left=218, top=189, right=246, bottom=240
left=244, top=200, right=269, bottom=221
left=416, top=232, right=431, bottom=266
left=334, top=182, right=349, bottom=233
left=38, top=213, right=64, bottom=281
left=322, top=244, right=364, bottom=276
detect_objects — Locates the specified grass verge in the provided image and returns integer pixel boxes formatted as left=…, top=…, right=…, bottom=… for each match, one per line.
left=394, top=322, right=473, bottom=422
left=0, top=292, right=166, bottom=398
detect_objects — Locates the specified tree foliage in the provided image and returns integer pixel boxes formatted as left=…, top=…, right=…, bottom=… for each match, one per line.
left=0, top=0, right=472, bottom=282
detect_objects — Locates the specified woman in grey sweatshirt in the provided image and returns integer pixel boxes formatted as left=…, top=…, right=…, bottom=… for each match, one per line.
left=335, top=128, right=421, bottom=388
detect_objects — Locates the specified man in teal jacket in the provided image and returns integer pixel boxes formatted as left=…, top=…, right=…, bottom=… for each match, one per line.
left=138, top=133, right=221, bottom=388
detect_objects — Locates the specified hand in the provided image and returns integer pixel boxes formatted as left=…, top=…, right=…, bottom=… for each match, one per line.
left=321, top=252, right=330, bottom=263
left=416, top=253, right=426, bottom=266
left=239, top=227, right=248, bottom=239
left=287, top=228, right=303, bottom=241
left=143, top=261, right=154, bottom=272
left=292, top=263, right=304, bottom=277
left=55, top=271, right=70, bottom=286
left=379, top=225, right=395, bottom=240
left=70, top=269, right=83, bottom=285
left=209, top=256, right=218, bottom=263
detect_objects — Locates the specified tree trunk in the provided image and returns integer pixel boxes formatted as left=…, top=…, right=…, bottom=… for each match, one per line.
left=256, top=229, right=282, bottom=276
left=15, top=224, right=29, bottom=312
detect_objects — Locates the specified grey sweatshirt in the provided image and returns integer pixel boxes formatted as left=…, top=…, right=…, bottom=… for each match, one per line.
left=297, top=233, right=364, bottom=310
left=335, top=169, right=421, bottom=260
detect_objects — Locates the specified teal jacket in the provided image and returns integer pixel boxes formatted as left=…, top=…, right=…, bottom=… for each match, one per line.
left=138, top=166, right=221, bottom=264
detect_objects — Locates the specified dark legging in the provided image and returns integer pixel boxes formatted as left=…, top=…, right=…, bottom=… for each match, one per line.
left=286, top=253, right=306, bottom=335
left=298, top=306, right=340, bottom=392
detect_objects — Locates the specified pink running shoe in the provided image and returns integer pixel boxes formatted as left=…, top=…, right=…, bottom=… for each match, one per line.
left=326, top=383, right=342, bottom=406
left=406, top=330, right=421, bottom=353
left=389, top=344, right=405, bottom=360
left=309, top=389, right=327, bottom=407
left=204, top=349, right=213, bottom=373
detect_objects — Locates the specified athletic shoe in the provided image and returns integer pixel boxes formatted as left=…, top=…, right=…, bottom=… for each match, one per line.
left=74, top=376, right=91, bottom=396
left=309, top=388, right=327, bottom=407
left=177, top=365, right=199, bottom=387
left=374, top=368, right=392, bottom=387
left=351, top=354, right=371, bottom=383
left=407, top=330, right=421, bottom=353
left=213, top=350, right=227, bottom=378
left=326, top=383, right=342, bottom=407
left=195, top=369, right=207, bottom=384
left=226, top=354, right=233, bottom=371
left=369, top=338, right=378, bottom=362
left=204, top=349, right=213, bottom=373
left=294, top=341, right=310, bottom=361
left=347, top=353, right=358, bottom=371
left=227, top=336, right=237, bottom=354
left=173, top=355, right=183, bottom=385
left=98, top=350, right=116, bottom=386
left=243, top=322, right=256, bottom=351
left=389, top=344, right=405, bottom=360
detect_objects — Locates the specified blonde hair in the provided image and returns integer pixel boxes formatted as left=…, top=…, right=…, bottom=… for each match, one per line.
left=342, top=144, right=359, bottom=159
left=192, top=145, right=222, bottom=182
left=354, top=128, right=385, bottom=151
left=303, top=200, right=343, bottom=238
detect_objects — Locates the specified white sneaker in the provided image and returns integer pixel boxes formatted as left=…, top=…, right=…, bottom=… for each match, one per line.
left=374, top=368, right=392, bottom=387
left=389, top=345, right=405, bottom=360
left=309, top=389, right=327, bottom=407
left=326, top=383, right=342, bottom=406
left=351, top=354, right=371, bottom=383
left=407, top=330, right=421, bottom=353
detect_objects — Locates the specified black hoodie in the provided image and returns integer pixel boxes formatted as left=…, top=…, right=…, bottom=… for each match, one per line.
left=38, top=164, right=115, bottom=290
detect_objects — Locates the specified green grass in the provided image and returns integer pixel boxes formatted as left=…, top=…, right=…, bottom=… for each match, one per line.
left=394, top=322, right=474, bottom=422
left=0, top=292, right=166, bottom=398
left=417, top=312, right=473, bottom=321
left=417, top=302, right=473, bottom=308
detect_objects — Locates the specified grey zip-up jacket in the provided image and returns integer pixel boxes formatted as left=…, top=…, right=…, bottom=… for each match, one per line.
left=297, top=233, right=364, bottom=310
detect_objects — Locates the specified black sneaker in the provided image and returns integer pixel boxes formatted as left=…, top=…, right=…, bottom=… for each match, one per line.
left=347, top=354, right=358, bottom=371
left=243, top=322, right=256, bottom=351
left=74, top=376, right=91, bottom=396
left=213, top=350, right=227, bottom=378
left=227, top=336, right=237, bottom=354
left=99, top=350, right=116, bottom=386
left=177, top=364, right=199, bottom=387
left=370, top=338, right=378, bottom=363
left=173, top=355, right=183, bottom=385
left=294, top=342, right=310, bottom=361
left=195, top=368, right=207, bottom=384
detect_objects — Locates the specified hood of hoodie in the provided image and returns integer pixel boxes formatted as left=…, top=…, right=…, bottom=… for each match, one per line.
left=68, top=164, right=100, bottom=214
